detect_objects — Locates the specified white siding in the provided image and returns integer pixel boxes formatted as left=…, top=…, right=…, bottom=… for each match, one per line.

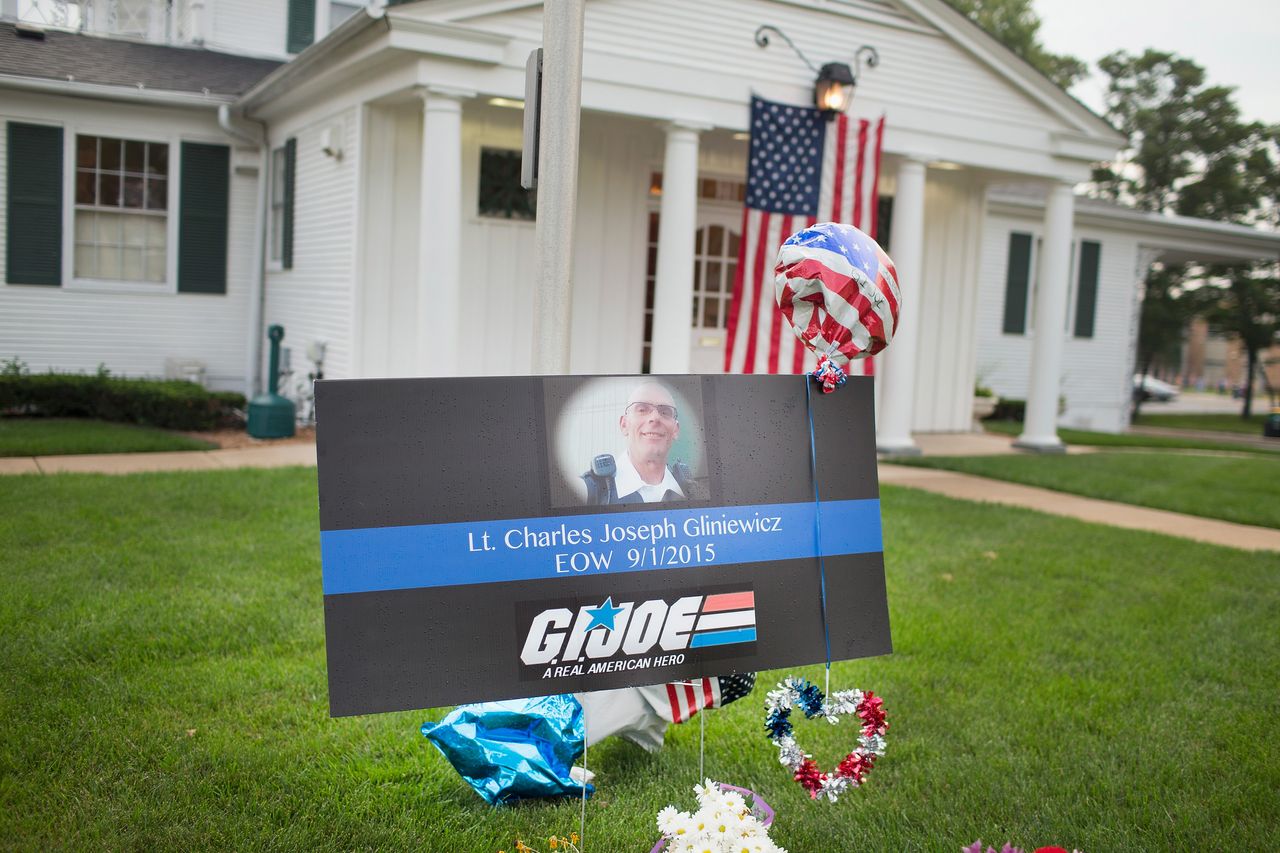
left=263, top=106, right=358, bottom=385
left=457, top=0, right=1074, bottom=135
left=207, top=0, right=291, bottom=59
left=975, top=210, right=1142, bottom=433
left=0, top=92, right=255, bottom=391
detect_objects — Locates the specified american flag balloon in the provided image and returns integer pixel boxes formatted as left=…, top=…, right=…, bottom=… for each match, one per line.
left=774, top=221, right=901, bottom=367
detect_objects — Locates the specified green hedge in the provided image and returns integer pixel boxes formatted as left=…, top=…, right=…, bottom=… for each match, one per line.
left=985, top=398, right=1026, bottom=422
left=0, top=370, right=245, bottom=431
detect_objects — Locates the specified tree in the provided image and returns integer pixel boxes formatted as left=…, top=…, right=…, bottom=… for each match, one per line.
left=1201, top=268, right=1280, bottom=416
left=943, top=0, right=1087, bottom=89
left=1091, top=49, right=1280, bottom=419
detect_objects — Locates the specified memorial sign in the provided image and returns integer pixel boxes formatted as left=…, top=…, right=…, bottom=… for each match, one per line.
left=317, top=374, right=890, bottom=716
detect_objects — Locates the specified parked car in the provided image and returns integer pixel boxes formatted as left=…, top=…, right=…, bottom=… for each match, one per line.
left=1133, top=375, right=1180, bottom=402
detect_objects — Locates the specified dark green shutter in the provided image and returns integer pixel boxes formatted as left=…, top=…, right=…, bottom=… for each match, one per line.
left=282, top=138, right=296, bottom=270
left=286, top=0, right=315, bottom=53
left=6, top=122, right=63, bottom=286
left=177, top=142, right=229, bottom=294
left=1002, top=232, right=1032, bottom=335
left=1073, top=240, right=1100, bottom=338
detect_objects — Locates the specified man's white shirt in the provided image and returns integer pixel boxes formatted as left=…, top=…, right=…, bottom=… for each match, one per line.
left=614, top=449, right=684, bottom=503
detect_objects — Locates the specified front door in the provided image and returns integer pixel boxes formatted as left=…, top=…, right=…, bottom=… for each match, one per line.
left=689, top=209, right=741, bottom=373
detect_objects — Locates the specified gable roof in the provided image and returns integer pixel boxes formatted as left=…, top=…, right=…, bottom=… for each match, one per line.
left=0, top=22, right=281, bottom=99
left=399, top=0, right=1122, bottom=144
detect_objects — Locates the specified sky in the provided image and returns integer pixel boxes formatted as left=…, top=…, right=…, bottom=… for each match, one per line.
left=1034, top=0, right=1280, bottom=125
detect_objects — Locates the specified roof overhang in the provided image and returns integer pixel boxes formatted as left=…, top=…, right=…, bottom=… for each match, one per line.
left=236, top=7, right=509, bottom=116
left=0, top=72, right=235, bottom=108
left=893, top=0, right=1124, bottom=147
left=991, top=191, right=1280, bottom=265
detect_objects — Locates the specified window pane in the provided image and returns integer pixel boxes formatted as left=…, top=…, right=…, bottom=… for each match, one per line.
left=122, top=214, right=147, bottom=247
left=644, top=276, right=654, bottom=307
left=98, top=245, right=122, bottom=279
left=272, top=148, right=286, bottom=200
left=646, top=245, right=657, bottom=277
left=95, top=212, right=119, bottom=243
left=728, top=231, right=740, bottom=257
left=694, top=227, right=703, bottom=255
left=74, top=242, right=96, bottom=278
left=147, top=143, right=168, bottom=176
left=145, top=249, right=166, bottom=282
left=77, top=135, right=97, bottom=168
left=75, top=211, right=95, bottom=241
left=123, top=176, right=145, bottom=208
left=125, top=140, right=146, bottom=173
left=147, top=216, right=166, bottom=247
left=477, top=148, right=534, bottom=220
left=692, top=258, right=702, bottom=290
left=121, top=247, right=145, bottom=280
left=101, top=137, right=123, bottom=171
left=76, top=170, right=96, bottom=204
left=647, top=211, right=659, bottom=243
left=707, top=225, right=723, bottom=257
left=706, top=260, right=722, bottom=293
left=691, top=295, right=699, bottom=324
left=270, top=211, right=283, bottom=262
left=643, top=312, right=652, bottom=341
left=146, top=177, right=167, bottom=211
left=726, top=261, right=737, bottom=292
left=100, top=173, right=121, bottom=207
left=702, top=296, right=718, bottom=327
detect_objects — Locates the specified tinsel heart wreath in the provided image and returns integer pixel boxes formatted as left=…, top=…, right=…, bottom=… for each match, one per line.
left=764, top=677, right=887, bottom=802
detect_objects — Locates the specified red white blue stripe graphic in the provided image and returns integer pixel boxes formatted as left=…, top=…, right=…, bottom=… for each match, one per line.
left=689, top=590, right=757, bottom=648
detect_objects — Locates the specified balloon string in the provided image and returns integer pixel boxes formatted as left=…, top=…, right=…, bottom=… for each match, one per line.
left=804, top=377, right=834, bottom=681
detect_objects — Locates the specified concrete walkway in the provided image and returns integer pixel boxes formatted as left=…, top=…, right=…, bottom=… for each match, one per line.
left=0, top=442, right=315, bottom=475
left=2, top=431, right=1276, bottom=553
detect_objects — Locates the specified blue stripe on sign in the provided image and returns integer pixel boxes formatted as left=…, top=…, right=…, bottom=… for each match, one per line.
left=690, top=627, right=758, bottom=648
left=320, top=499, right=882, bottom=596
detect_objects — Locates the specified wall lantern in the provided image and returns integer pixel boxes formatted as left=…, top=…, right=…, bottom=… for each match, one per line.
left=754, top=26, right=879, bottom=119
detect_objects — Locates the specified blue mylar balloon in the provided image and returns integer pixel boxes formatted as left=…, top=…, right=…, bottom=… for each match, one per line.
left=421, top=695, right=592, bottom=806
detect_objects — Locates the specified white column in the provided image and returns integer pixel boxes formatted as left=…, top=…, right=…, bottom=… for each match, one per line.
left=649, top=121, right=707, bottom=375
left=1016, top=181, right=1075, bottom=451
left=876, top=156, right=927, bottom=455
left=417, top=88, right=470, bottom=377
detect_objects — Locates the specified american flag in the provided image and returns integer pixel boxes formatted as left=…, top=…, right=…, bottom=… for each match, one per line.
left=724, top=96, right=886, bottom=374
left=660, top=673, right=758, bottom=724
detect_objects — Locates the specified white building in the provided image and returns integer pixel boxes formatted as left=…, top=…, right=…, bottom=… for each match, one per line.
left=2, top=0, right=1277, bottom=448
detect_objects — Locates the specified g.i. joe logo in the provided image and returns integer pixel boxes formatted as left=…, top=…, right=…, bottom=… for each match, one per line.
left=519, top=589, right=757, bottom=680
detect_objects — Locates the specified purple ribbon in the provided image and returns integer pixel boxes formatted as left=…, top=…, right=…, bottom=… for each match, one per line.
left=649, top=783, right=776, bottom=853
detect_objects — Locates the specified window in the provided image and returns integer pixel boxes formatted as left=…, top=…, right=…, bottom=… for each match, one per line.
left=270, top=146, right=286, bottom=264
left=73, top=134, right=168, bottom=283
left=269, top=139, right=296, bottom=269
left=692, top=223, right=738, bottom=331
left=1073, top=240, right=1101, bottom=339
left=478, top=148, right=535, bottom=220
left=1002, top=231, right=1034, bottom=335
left=5, top=124, right=229, bottom=292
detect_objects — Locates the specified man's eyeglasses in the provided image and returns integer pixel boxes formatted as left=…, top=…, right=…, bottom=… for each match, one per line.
left=625, top=401, right=678, bottom=421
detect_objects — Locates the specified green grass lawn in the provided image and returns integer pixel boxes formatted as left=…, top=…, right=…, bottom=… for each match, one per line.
left=3, top=471, right=1277, bottom=849
left=0, top=417, right=215, bottom=456
left=983, top=419, right=1279, bottom=455
left=895, top=451, right=1280, bottom=529
left=1134, top=411, right=1269, bottom=435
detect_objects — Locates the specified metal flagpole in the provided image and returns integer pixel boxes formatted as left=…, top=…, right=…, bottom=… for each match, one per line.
left=531, top=0, right=585, bottom=375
